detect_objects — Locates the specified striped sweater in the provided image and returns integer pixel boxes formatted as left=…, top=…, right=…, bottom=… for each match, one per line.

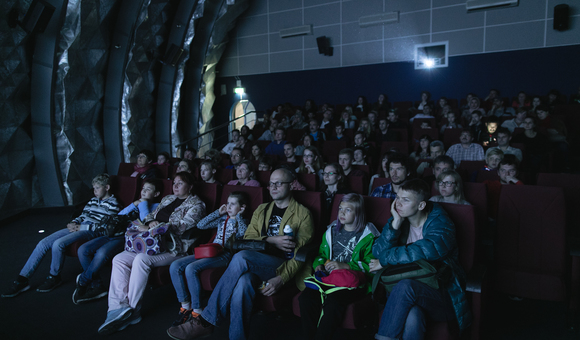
left=72, top=195, right=121, bottom=231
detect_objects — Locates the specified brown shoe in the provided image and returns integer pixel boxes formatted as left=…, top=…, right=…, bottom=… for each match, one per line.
left=167, top=316, right=213, bottom=340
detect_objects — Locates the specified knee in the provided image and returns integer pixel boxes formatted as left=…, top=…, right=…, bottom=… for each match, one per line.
left=184, top=262, right=202, bottom=278
left=133, top=253, right=153, bottom=271
left=169, top=259, right=182, bottom=276
left=404, top=306, right=426, bottom=333
left=229, top=251, right=251, bottom=271
left=234, top=273, right=259, bottom=294
left=391, top=279, right=416, bottom=296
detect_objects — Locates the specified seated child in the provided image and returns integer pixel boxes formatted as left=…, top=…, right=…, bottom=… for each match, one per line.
left=299, top=193, right=379, bottom=340
left=169, top=192, right=250, bottom=326
left=72, top=179, right=162, bottom=304
left=2, top=174, right=121, bottom=297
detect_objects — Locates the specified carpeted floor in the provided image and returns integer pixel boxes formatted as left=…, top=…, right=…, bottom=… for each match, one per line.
left=0, top=209, right=577, bottom=340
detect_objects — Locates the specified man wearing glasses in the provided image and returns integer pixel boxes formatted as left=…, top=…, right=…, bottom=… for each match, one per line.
left=167, top=168, right=314, bottom=340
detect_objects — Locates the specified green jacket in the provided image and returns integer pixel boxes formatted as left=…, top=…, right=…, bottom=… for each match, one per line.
left=313, top=221, right=380, bottom=292
left=244, top=197, right=315, bottom=290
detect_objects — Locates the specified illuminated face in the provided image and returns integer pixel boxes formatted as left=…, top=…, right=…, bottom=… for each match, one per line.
left=421, top=92, right=428, bottom=101
left=487, top=122, right=498, bottom=134
left=379, top=120, right=387, bottom=131
left=360, top=120, right=369, bottom=130
left=93, top=184, right=108, bottom=200
left=323, top=110, right=332, bottom=121
left=338, top=202, right=356, bottom=227
left=447, top=113, right=455, bottom=123
left=497, top=133, right=510, bottom=147
left=430, top=146, right=444, bottom=158
left=200, top=164, right=215, bottom=181
left=433, top=161, right=452, bottom=179
left=339, top=154, right=352, bottom=171
left=323, top=165, right=341, bottom=186
left=226, top=197, right=243, bottom=217
left=438, top=175, right=457, bottom=198
left=358, top=97, right=364, bottom=105
left=394, top=190, right=424, bottom=218
left=389, top=162, right=408, bottom=185
left=173, top=176, right=192, bottom=199
left=378, top=94, right=385, bottom=102
left=157, top=155, right=167, bottom=164
left=183, top=150, right=195, bottom=160
left=230, top=150, right=243, bottom=165
left=236, top=163, right=252, bottom=181
left=269, top=170, right=291, bottom=201
left=487, top=154, right=502, bottom=169
left=140, top=182, right=158, bottom=200
left=439, top=98, right=447, bottom=107
left=354, top=134, right=364, bottom=146
left=499, top=164, right=517, bottom=183
left=177, top=161, right=190, bottom=173
left=303, top=149, right=316, bottom=165
left=270, top=119, right=278, bottom=129
left=283, top=144, right=295, bottom=158
left=368, top=113, right=376, bottom=123
left=251, top=145, right=261, bottom=158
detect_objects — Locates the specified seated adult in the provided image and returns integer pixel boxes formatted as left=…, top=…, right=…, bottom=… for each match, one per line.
left=225, top=147, right=244, bottom=170
left=73, top=179, right=162, bottom=304
left=183, top=148, right=196, bottom=161
left=309, top=119, right=326, bottom=142
left=283, top=141, right=301, bottom=168
left=240, top=125, right=254, bottom=141
left=377, top=117, right=400, bottom=143
left=486, top=127, right=523, bottom=162
left=155, top=152, right=171, bottom=166
left=296, top=146, right=324, bottom=183
left=410, top=104, right=436, bottom=122
left=415, top=139, right=444, bottom=176
left=320, top=108, right=335, bottom=130
left=258, top=155, right=274, bottom=172
left=461, top=97, right=486, bottom=122
left=2, top=174, right=121, bottom=297
left=166, top=168, right=314, bottom=340
left=176, top=159, right=194, bottom=174
left=370, top=153, right=411, bottom=199
left=501, top=108, right=527, bottom=133
left=372, top=93, right=391, bottom=111
left=250, top=143, right=263, bottom=161
left=221, top=129, right=240, bottom=155
left=422, top=155, right=454, bottom=189
left=488, top=97, right=515, bottom=117
left=353, top=131, right=375, bottom=157
left=414, top=91, right=434, bottom=111
left=370, top=179, right=471, bottom=340
left=257, top=118, right=278, bottom=141
left=98, top=172, right=206, bottom=335
left=387, top=109, right=407, bottom=129
left=330, top=124, right=350, bottom=144
left=483, top=158, right=524, bottom=219
left=295, top=134, right=314, bottom=156
left=227, top=160, right=261, bottom=187
left=512, top=116, right=551, bottom=173
left=338, top=148, right=366, bottom=178
left=199, top=160, right=219, bottom=185
left=202, top=148, right=221, bottom=166
left=440, top=112, right=462, bottom=135
left=237, top=134, right=253, bottom=157
left=321, top=163, right=349, bottom=213
left=265, top=127, right=287, bottom=157
left=535, top=105, right=569, bottom=170
left=445, top=130, right=485, bottom=167
left=131, top=150, right=158, bottom=179
left=291, top=111, right=308, bottom=130
left=512, top=91, right=530, bottom=109
left=352, top=147, right=367, bottom=165
left=340, top=110, right=356, bottom=129
left=430, top=170, right=471, bottom=205
left=468, top=111, right=485, bottom=143
left=369, top=151, right=394, bottom=195
left=410, top=135, right=432, bottom=162
left=300, top=193, right=379, bottom=340
left=357, top=118, right=374, bottom=142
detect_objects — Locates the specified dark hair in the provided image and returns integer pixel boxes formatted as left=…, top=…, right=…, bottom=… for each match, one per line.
left=231, top=129, right=240, bottom=135
left=258, top=155, right=274, bottom=169
left=178, top=159, right=195, bottom=173
left=158, top=152, right=170, bottom=163
left=499, top=157, right=519, bottom=174
left=139, top=149, right=155, bottom=162
left=200, top=159, right=217, bottom=170
left=490, top=89, right=500, bottom=96
left=143, top=178, right=163, bottom=194
left=421, top=91, right=431, bottom=101
left=298, top=146, right=323, bottom=174
left=496, top=127, right=511, bottom=137
left=275, top=126, right=286, bottom=134
left=386, top=153, right=411, bottom=175
left=338, top=148, right=354, bottom=159
left=323, top=162, right=346, bottom=190
left=228, top=191, right=250, bottom=219
left=238, top=160, right=255, bottom=179
left=536, top=104, right=550, bottom=113
left=335, top=193, right=366, bottom=233
left=433, top=155, right=454, bottom=169
left=399, top=179, right=431, bottom=203
left=417, top=134, right=433, bottom=154
left=430, top=140, right=444, bottom=150
left=174, top=171, right=195, bottom=191
left=203, top=148, right=221, bottom=165
left=231, top=147, right=244, bottom=157
left=285, top=140, right=296, bottom=148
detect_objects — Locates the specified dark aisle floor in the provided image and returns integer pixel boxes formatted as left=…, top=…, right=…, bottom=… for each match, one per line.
left=0, top=210, right=578, bottom=340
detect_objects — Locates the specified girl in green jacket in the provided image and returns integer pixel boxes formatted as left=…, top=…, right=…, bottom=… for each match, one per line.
left=299, top=193, right=379, bottom=340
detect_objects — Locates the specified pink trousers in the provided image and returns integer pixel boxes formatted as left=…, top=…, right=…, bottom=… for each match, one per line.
left=108, top=251, right=182, bottom=311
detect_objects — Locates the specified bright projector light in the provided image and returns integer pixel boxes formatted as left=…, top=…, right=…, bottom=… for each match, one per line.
left=234, top=87, right=245, bottom=94
left=423, top=58, right=435, bottom=68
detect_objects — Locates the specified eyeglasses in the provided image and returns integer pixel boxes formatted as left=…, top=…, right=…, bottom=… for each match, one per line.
left=438, top=181, right=456, bottom=187
left=322, top=172, right=337, bottom=177
left=268, top=181, right=291, bottom=188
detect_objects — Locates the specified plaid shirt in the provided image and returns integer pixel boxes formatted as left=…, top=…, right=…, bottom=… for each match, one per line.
left=446, top=143, right=485, bottom=166
left=370, top=183, right=397, bottom=199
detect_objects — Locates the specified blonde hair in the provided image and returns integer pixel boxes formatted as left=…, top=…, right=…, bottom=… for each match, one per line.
left=435, top=170, right=466, bottom=202
left=92, top=173, right=110, bottom=187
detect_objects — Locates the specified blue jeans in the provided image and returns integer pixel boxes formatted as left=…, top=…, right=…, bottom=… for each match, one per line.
left=376, top=279, right=454, bottom=340
left=20, top=228, right=99, bottom=278
left=201, top=250, right=285, bottom=340
left=169, top=252, right=233, bottom=309
left=77, top=236, right=124, bottom=287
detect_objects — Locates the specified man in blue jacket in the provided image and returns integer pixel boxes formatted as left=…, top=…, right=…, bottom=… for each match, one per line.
left=370, top=179, right=471, bottom=339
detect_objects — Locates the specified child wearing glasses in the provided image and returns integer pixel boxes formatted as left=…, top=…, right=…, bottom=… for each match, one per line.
left=429, top=170, right=471, bottom=205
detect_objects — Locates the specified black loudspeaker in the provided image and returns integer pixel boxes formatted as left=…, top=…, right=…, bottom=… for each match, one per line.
left=553, top=4, right=569, bottom=31
left=161, top=43, right=185, bottom=66
left=316, top=36, right=333, bottom=57
left=20, top=0, right=55, bottom=34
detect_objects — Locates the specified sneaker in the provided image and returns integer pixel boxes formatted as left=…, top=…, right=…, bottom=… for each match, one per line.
left=118, top=311, right=142, bottom=331
left=98, top=307, right=133, bottom=335
left=167, top=316, right=213, bottom=340
left=172, top=307, right=193, bottom=327
left=72, top=274, right=87, bottom=304
left=75, top=285, right=107, bottom=303
left=1, top=276, right=30, bottom=298
left=36, top=275, right=62, bottom=293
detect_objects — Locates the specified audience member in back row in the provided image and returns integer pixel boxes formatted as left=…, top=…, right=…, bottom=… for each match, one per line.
left=250, top=143, right=263, bottom=161
left=258, top=118, right=278, bottom=141
left=221, top=129, right=240, bottom=155
left=446, top=130, right=485, bottom=167
left=309, top=119, right=326, bottom=142
left=167, top=168, right=314, bottom=340
left=387, top=109, right=406, bottom=130
left=240, top=125, right=253, bottom=141
left=321, top=163, right=349, bottom=213
left=331, top=124, right=349, bottom=143
left=202, top=149, right=221, bottom=167
left=339, top=148, right=365, bottom=178
left=415, top=139, right=444, bottom=176
left=377, top=117, right=400, bottom=143
left=484, top=158, right=524, bottom=219
left=370, top=179, right=471, bottom=340
left=73, top=179, right=163, bottom=304
left=486, top=127, right=522, bottom=162
left=512, top=116, right=551, bottom=172
left=226, top=147, right=244, bottom=170
left=98, top=172, right=206, bottom=335
left=2, top=174, right=121, bottom=298
left=430, top=170, right=471, bottom=205
left=468, top=111, right=485, bottom=143
left=320, top=108, right=335, bottom=130
left=176, top=159, right=194, bottom=175
left=373, top=93, right=391, bottom=112
left=440, top=112, right=462, bottom=135
left=227, top=160, right=260, bottom=187
left=296, top=146, right=324, bottom=183
left=131, top=150, right=158, bottom=179
left=357, top=118, right=374, bottom=142
left=370, top=153, right=411, bottom=199
left=414, top=91, right=434, bottom=111
left=410, top=104, right=435, bottom=122
left=155, top=152, right=171, bottom=166
left=461, top=96, right=486, bottom=122
left=265, top=127, right=287, bottom=157
left=295, top=134, right=314, bottom=156
left=183, top=148, right=196, bottom=161
left=199, top=160, right=219, bottom=185
left=501, top=108, right=527, bottom=133
left=488, top=97, right=515, bottom=117
left=340, top=110, right=356, bottom=129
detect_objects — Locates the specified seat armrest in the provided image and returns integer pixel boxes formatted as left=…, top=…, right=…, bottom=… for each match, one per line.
left=569, top=237, right=580, bottom=257
left=466, top=263, right=487, bottom=294
left=295, top=242, right=320, bottom=263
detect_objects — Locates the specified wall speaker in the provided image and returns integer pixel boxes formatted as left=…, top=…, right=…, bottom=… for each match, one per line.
left=316, top=36, right=333, bottom=56
left=553, top=4, right=569, bottom=31
left=20, top=0, right=55, bottom=34
left=161, top=43, right=185, bottom=66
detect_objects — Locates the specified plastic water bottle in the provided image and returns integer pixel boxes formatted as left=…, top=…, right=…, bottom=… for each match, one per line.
left=283, top=225, right=294, bottom=259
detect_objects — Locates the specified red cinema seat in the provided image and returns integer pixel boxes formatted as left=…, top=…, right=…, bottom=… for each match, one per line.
left=193, top=182, right=222, bottom=212
left=108, top=175, right=139, bottom=208
left=117, top=162, right=136, bottom=177
left=256, top=170, right=272, bottom=187
left=156, top=164, right=171, bottom=180
left=215, top=168, right=236, bottom=185
left=323, top=140, right=347, bottom=163
left=345, top=174, right=367, bottom=195
left=442, top=129, right=462, bottom=149
left=475, top=169, right=499, bottom=183
left=457, top=161, right=486, bottom=182
left=160, top=179, right=173, bottom=198
left=292, top=191, right=324, bottom=238
left=381, top=141, right=409, bottom=155
left=296, top=173, right=318, bottom=191
left=371, top=177, right=392, bottom=194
